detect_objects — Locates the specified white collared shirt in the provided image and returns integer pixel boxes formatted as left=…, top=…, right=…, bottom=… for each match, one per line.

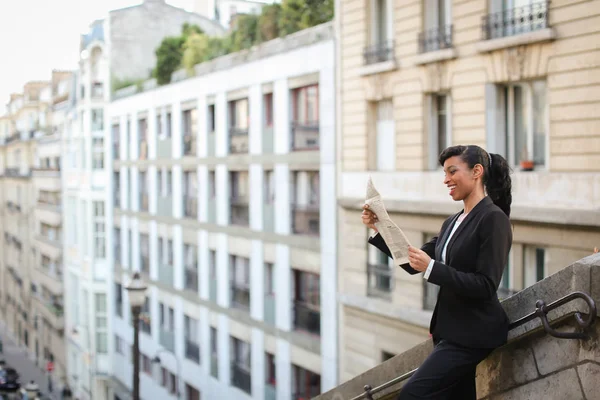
left=424, top=212, right=468, bottom=280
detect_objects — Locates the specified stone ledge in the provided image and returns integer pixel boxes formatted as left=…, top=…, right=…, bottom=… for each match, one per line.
left=358, top=60, right=397, bottom=76
left=475, top=28, right=555, bottom=53
left=316, top=254, right=600, bottom=400
left=413, top=48, right=457, bottom=65
left=340, top=293, right=432, bottom=329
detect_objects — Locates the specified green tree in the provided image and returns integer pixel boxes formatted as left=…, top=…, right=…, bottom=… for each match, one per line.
left=231, top=14, right=259, bottom=51
left=256, top=4, right=282, bottom=43
left=302, top=0, right=334, bottom=28
left=154, top=36, right=186, bottom=85
left=279, top=0, right=305, bottom=36
left=182, top=23, right=204, bottom=37
left=182, top=32, right=210, bottom=75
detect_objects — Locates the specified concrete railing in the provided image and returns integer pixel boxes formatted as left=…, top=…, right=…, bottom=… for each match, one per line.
left=315, top=253, right=600, bottom=400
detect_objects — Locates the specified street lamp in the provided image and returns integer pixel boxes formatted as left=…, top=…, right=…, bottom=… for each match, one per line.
left=151, top=351, right=181, bottom=399
left=126, top=272, right=147, bottom=400
left=25, top=380, right=40, bottom=399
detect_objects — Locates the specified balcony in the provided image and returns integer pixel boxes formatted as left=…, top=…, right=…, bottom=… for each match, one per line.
left=231, top=364, right=252, bottom=394
left=230, top=197, right=249, bottom=226
left=290, top=122, right=319, bottom=151
left=159, top=328, right=175, bottom=353
left=158, top=264, right=174, bottom=287
left=185, top=339, right=200, bottom=364
left=32, top=167, right=60, bottom=178
left=363, top=40, right=395, bottom=65
left=5, top=201, right=21, bottom=213
left=184, top=196, right=197, bottom=219
left=36, top=265, right=63, bottom=296
left=210, top=353, right=218, bottom=378
left=263, top=126, right=274, bottom=154
left=291, top=205, right=320, bottom=236
left=482, top=0, right=549, bottom=40
left=5, top=167, right=30, bottom=178
left=207, top=132, right=215, bottom=157
left=293, top=301, right=320, bottom=336
left=418, top=25, right=453, bottom=53
left=35, top=204, right=61, bottom=226
left=157, top=195, right=173, bottom=217
left=183, top=134, right=196, bottom=156
left=366, top=263, right=393, bottom=299
left=231, top=285, right=251, bottom=310
left=229, top=127, right=249, bottom=154
left=35, top=235, right=62, bottom=260
left=139, top=193, right=149, bottom=212
left=264, top=294, right=275, bottom=326
left=157, top=137, right=172, bottom=158
left=33, top=295, right=64, bottom=330
left=184, top=267, right=198, bottom=292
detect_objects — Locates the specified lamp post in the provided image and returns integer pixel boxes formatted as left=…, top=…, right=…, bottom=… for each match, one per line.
left=151, top=350, right=181, bottom=399
left=126, top=272, right=147, bottom=400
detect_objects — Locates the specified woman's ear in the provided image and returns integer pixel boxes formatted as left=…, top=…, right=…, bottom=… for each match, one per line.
left=472, top=164, right=484, bottom=180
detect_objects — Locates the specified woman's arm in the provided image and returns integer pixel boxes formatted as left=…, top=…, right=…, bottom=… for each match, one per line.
left=427, top=210, right=512, bottom=299
left=368, top=233, right=438, bottom=275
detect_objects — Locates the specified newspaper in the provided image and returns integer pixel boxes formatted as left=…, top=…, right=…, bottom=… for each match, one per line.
left=365, top=176, right=411, bottom=266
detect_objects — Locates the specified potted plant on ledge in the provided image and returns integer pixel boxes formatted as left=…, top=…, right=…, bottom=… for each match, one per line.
left=519, top=147, right=534, bottom=171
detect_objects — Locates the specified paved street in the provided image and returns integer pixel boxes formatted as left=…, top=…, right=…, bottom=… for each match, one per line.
left=0, top=321, right=59, bottom=400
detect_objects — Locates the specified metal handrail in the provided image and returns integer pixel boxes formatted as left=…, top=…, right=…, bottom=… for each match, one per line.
left=351, top=290, right=597, bottom=400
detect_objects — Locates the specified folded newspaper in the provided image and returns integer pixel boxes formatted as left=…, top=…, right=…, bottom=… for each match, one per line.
left=365, top=176, right=411, bottom=266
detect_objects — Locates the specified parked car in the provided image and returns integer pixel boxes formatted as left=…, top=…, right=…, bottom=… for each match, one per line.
left=0, top=367, right=20, bottom=393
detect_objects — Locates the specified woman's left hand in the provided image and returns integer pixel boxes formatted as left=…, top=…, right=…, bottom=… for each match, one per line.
left=408, top=246, right=432, bottom=272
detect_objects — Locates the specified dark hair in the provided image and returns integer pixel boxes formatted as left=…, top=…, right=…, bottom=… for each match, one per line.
left=438, top=145, right=512, bottom=217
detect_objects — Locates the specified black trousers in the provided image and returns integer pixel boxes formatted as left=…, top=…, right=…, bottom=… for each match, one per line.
left=396, top=339, right=493, bottom=400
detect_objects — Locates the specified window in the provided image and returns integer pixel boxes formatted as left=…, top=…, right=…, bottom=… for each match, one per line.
left=184, top=171, right=198, bottom=218
left=138, top=118, right=148, bottom=159
left=92, top=137, right=104, bottom=169
left=93, top=201, right=105, bottom=259
left=140, top=234, right=149, bottom=274
left=486, top=80, right=547, bottom=168
left=208, top=104, right=215, bottom=133
left=156, top=111, right=163, bottom=136
left=114, top=171, right=120, bottom=208
left=264, top=170, right=275, bottom=204
left=293, top=270, right=320, bottom=335
left=265, top=353, right=276, bottom=386
left=91, top=109, right=104, bottom=131
left=293, top=85, right=319, bottom=125
left=210, top=327, right=218, bottom=378
left=230, top=337, right=251, bottom=394
left=498, top=249, right=516, bottom=299
left=112, top=123, right=120, bottom=159
left=159, top=303, right=175, bottom=332
left=166, top=111, right=172, bottom=137
left=185, top=384, right=201, bottom=400
left=95, top=293, right=108, bottom=353
left=160, top=169, right=172, bottom=197
left=292, top=365, right=320, bottom=399
left=184, top=315, right=200, bottom=363
left=265, top=262, right=274, bottom=295
left=115, top=283, right=123, bottom=317
left=373, top=100, right=395, bottom=171
left=264, top=93, right=273, bottom=127
left=184, top=244, right=198, bottom=292
left=367, top=242, right=393, bottom=298
left=208, top=171, right=216, bottom=198
left=523, top=246, right=545, bottom=288
left=291, top=171, right=320, bottom=235
left=420, top=0, right=452, bottom=52
left=428, top=94, right=451, bottom=170
left=182, top=108, right=197, bottom=156
left=115, top=335, right=126, bottom=356
left=230, top=255, right=250, bottom=310
left=364, top=0, right=394, bottom=64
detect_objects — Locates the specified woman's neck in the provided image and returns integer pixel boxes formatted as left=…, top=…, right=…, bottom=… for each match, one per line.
left=463, top=189, right=486, bottom=214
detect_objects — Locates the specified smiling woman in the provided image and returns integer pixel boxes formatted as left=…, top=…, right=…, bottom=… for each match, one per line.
left=362, top=145, right=513, bottom=400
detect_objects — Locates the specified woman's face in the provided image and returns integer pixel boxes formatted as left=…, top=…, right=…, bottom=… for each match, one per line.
left=443, top=155, right=477, bottom=201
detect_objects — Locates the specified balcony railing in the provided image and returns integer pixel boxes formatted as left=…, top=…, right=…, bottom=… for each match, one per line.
left=291, top=122, right=319, bottom=151
left=367, top=263, right=393, bottom=298
left=231, top=286, right=251, bottom=310
left=292, top=204, right=320, bottom=236
left=140, top=193, right=149, bottom=212
left=184, top=196, right=197, bottom=219
left=183, top=134, right=196, bottom=156
left=231, top=364, right=252, bottom=394
left=185, top=339, right=200, bottom=364
left=229, top=127, right=249, bottom=154
left=230, top=197, right=249, bottom=226
left=184, top=267, right=198, bottom=292
left=482, top=1, right=549, bottom=40
left=159, top=328, right=175, bottom=352
left=418, top=25, right=453, bottom=53
left=363, top=40, right=395, bottom=65
left=293, top=301, right=320, bottom=335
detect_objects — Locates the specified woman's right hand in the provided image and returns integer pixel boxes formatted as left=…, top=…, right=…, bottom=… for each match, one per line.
left=362, top=204, right=379, bottom=232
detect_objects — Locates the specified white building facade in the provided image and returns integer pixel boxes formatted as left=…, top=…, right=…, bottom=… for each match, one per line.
left=108, top=22, right=336, bottom=400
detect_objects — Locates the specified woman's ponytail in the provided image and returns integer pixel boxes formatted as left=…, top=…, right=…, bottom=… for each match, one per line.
left=485, top=153, right=512, bottom=217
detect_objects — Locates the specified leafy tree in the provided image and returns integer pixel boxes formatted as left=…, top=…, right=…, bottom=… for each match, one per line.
left=256, top=4, right=281, bottom=43
left=232, top=14, right=259, bottom=51
left=182, top=33, right=210, bottom=75
left=182, top=23, right=204, bottom=37
left=302, top=0, right=334, bottom=28
left=154, top=36, right=186, bottom=85
left=278, top=0, right=305, bottom=36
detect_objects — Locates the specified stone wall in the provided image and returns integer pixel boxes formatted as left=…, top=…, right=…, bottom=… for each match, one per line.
left=315, top=253, right=600, bottom=400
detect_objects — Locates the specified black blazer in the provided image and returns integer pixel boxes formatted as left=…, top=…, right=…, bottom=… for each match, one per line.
left=368, top=196, right=512, bottom=349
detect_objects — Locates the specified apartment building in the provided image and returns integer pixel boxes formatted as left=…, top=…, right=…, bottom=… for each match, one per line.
left=107, top=22, right=335, bottom=400
left=336, top=0, right=600, bottom=382
left=0, top=80, right=61, bottom=370
left=61, top=2, right=225, bottom=399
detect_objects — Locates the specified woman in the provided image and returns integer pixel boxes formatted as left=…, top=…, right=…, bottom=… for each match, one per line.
left=362, top=145, right=513, bottom=399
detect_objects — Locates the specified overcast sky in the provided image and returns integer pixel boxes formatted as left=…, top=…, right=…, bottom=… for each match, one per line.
left=0, top=0, right=191, bottom=114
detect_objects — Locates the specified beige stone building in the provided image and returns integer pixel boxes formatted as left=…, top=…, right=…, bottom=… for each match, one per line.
left=0, top=71, right=72, bottom=386
left=335, top=0, right=600, bottom=383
